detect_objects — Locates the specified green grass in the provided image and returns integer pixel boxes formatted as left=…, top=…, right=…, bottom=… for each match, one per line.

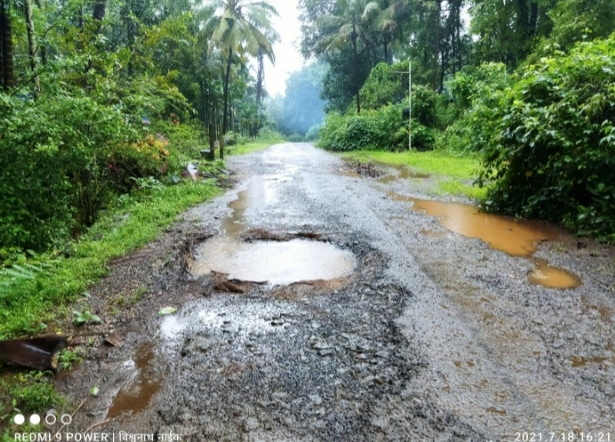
left=228, top=140, right=281, bottom=156
left=341, top=150, right=481, bottom=179
left=0, top=180, right=220, bottom=339
left=0, top=179, right=220, bottom=435
left=340, top=150, right=487, bottom=200
left=0, top=370, right=62, bottom=438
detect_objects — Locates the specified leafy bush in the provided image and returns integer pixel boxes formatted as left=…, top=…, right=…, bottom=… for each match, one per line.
left=305, top=124, right=322, bottom=141
left=256, top=127, right=285, bottom=142
left=0, top=54, right=199, bottom=251
left=360, top=61, right=409, bottom=110
left=476, top=37, right=615, bottom=240
left=319, top=105, right=435, bottom=151
left=440, top=63, right=512, bottom=153
left=287, top=133, right=305, bottom=142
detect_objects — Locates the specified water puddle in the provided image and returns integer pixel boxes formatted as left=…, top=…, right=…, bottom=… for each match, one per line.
left=190, top=176, right=356, bottom=285
left=191, top=237, right=356, bottom=285
left=377, top=163, right=430, bottom=183
left=222, top=177, right=277, bottom=235
left=389, top=192, right=580, bottom=288
left=107, top=344, right=162, bottom=419
left=529, top=259, right=581, bottom=289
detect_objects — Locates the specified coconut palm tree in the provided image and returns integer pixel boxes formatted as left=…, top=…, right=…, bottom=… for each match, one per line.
left=316, top=0, right=376, bottom=114
left=201, top=0, right=278, bottom=159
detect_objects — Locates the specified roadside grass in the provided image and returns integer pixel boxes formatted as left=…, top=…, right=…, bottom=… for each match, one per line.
left=340, top=150, right=487, bottom=200
left=0, top=180, right=220, bottom=339
left=0, top=179, right=220, bottom=434
left=228, top=139, right=281, bottom=156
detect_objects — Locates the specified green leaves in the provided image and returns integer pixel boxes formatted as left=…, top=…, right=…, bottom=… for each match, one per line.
left=476, top=36, right=615, bottom=241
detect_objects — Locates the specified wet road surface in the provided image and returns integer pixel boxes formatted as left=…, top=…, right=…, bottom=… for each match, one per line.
left=59, top=143, right=615, bottom=441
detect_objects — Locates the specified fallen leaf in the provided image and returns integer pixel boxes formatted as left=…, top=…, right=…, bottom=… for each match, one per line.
left=158, top=307, right=177, bottom=316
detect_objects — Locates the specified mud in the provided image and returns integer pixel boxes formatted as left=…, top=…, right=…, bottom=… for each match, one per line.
left=55, top=144, right=615, bottom=441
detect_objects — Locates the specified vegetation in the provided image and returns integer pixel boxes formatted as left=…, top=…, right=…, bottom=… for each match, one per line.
left=300, top=0, right=615, bottom=240
left=341, top=150, right=486, bottom=200
left=0, top=179, right=219, bottom=339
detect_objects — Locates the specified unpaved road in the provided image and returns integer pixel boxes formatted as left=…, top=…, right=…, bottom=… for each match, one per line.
left=58, top=143, right=615, bottom=441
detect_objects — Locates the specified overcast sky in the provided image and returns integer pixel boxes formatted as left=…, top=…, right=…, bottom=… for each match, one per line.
left=261, top=0, right=304, bottom=97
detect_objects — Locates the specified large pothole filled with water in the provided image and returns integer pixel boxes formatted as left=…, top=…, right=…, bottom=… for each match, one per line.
left=188, top=233, right=356, bottom=286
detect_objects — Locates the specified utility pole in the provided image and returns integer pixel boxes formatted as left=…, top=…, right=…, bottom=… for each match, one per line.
left=409, top=35, right=412, bottom=151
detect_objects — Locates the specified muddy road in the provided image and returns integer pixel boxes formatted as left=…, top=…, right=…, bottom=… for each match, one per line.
left=58, top=143, right=615, bottom=441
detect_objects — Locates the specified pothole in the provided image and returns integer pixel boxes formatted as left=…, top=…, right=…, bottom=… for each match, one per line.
left=188, top=235, right=356, bottom=286
left=389, top=192, right=581, bottom=289
left=106, top=343, right=162, bottom=420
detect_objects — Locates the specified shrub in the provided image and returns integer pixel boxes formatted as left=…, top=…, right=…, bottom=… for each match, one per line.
left=305, top=124, right=322, bottom=141
left=476, top=36, right=615, bottom=240
left=287, top=133, right=305, bottom=142
left=319, top=105, right=435, bottom=151
left=0, top=74, right=187, bottom=250
left=440, top=63, right=512, bottom=153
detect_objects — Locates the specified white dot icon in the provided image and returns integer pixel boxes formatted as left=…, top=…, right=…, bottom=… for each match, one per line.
left=30, top=414, right=41, bottom=425
left=14, top=414, right=25, bottom=425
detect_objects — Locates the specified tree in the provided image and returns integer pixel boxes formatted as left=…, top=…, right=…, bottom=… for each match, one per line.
left=549, top=0, right=615, bottom=51
left=24, top=0, right=39, bottom=91
left=315, top=0, right=377, bottom=113
left=0, top=0, right=14, bottom=90
left=201, top=0, right=278, bottom=159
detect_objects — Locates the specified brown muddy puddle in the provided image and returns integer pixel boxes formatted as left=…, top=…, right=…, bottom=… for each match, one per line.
left=389, top=192, right=581, bottom=289
left=107, top=344, right=162, bottom=419
left=529, top=259, right=581, bottom=289
left=376, top=162, right=430, bottom=183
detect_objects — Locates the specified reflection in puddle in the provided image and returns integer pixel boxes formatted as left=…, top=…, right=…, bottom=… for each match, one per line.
left=377, top=163, right=430, bottom=183
left=389, top=192, right=580, bottom=288
left=529, top=259, right=581, bottom=289
left=191, top=174, right=356, bottom=285
left=191, top=238, right=356, bottom=285
left=107, top=344, right=161, bottom=419
left=223, top=177, right=277, bottom=235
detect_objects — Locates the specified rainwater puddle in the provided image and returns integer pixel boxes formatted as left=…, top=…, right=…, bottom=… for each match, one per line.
left=189, top=175, right=356, bottom=285
left=529, top=259, right=581, bottom=289
left=107, top=344, right=162, bottom=419
left=190, top=237, right=356, bottom=285
left=389, top=192, right=580, bottom=288
left=377, top=163, right=430, bottom=183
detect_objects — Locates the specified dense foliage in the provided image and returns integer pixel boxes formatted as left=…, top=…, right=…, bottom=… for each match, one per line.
left=477, top=37, right=615, bottom=240
left=302, top=0, right=615, bottom=240
left=0, top=0, right=279, bottom=252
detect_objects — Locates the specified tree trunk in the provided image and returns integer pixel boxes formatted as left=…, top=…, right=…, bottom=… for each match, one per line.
left=0, top=0, right=14, bottom=90
left=221, top=47, right=233, bottom=160
left=33, top=0, right=46, bottom=65
left=92, top=0, right=107, bottom=33
left=24, top=0, right=40, bottom=91
left=432, top=0, right=441, bottom=91
left=256, top=50, right=264, bottom=107
left=351, top=16, right=361, bottom=114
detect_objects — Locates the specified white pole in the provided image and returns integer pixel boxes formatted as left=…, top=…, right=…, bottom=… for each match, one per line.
left=408, top=37, right=412, bottom=151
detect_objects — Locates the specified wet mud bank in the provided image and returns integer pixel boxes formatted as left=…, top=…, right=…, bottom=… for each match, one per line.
left=55, top=144, right=614, bottom=441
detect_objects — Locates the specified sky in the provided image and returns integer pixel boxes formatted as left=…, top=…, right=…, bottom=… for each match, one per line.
left=262, top=0, right=304, bottom=97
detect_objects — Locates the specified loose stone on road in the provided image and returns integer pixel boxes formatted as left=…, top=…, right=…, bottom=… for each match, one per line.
left=59, top=143, right=615, bottom=441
